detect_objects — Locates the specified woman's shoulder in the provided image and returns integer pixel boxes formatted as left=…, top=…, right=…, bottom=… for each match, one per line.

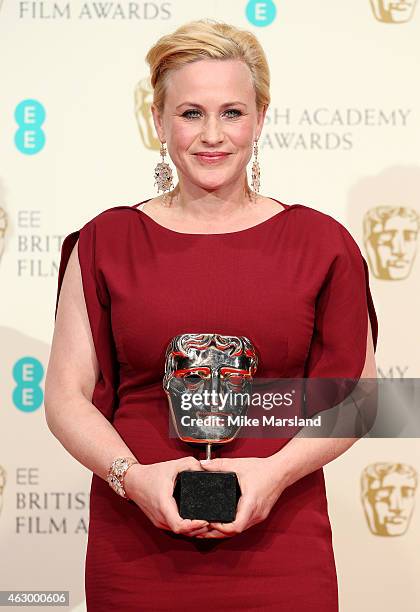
left=288, top=202, right=361, bottom=253
left=80, top=202, right=142, bottom=230
left=78, top=199, right=360, bottom=254
left=288, top=201, right=347, bottom=228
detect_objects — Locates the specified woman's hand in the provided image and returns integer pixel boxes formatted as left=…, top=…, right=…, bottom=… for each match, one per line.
left=195, top=456, right=286, bottom=539
left=124, top=456, right=210, bottom=537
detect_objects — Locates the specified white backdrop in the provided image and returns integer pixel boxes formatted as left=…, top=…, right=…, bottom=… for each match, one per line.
left=0, top=1, right=419, bottom=610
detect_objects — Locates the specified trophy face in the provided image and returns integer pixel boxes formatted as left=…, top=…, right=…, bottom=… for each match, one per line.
left=163, top=333, right=258, bottom=445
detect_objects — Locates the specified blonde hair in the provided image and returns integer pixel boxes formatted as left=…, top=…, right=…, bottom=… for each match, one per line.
left=145, top=18, right=271, bottom=114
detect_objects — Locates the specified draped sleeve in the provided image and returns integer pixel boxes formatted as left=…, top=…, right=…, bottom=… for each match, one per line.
left=55, top=217, right=119, bottom=422
left=302, top=219, right=379, bottom=422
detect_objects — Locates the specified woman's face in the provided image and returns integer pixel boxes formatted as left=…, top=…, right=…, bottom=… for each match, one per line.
left=151, top=59, right=267, bottom=192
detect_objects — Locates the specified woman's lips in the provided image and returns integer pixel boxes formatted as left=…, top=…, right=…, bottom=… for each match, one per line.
left=194, top=153, right=231, bottom=163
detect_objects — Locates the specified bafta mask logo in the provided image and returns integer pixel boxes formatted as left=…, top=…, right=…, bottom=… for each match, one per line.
left=369, top=0, right=417, bottom=22
left=0, top=465, right=6, bottom=516
left=361, top=462, right=417, bottom=536
left=363, top=205, right=419, bottom=280
left=0, top=207, right=8, bottom=264
left=163, top=333, right=259, bottom=444
left=134, top=76, right=160, bottom=151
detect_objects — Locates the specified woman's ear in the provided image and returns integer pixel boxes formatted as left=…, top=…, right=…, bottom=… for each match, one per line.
left=255, top=104, right=268, bottom=140
left=151, top=103, right=165, bottom=142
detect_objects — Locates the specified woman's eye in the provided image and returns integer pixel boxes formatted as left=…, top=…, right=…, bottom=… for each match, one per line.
left=181, top=109, right=242, bottom=119
left=182, top=109, right=201, bottom=119
left=224, top=109, right=242, bottom=118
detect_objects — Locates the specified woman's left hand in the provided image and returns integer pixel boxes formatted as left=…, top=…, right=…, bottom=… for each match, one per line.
left=195, top=456, right=286, bottom=539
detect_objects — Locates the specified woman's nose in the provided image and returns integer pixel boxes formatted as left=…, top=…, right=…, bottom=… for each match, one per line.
left=200, top=115, right=224, bottom=144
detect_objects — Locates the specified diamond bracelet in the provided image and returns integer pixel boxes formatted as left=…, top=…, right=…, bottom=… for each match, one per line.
left=106, top=457, right=140, bottom=499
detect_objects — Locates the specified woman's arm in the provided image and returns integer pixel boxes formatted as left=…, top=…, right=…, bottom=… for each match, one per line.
left=45, top=240, right=139, bottom=482
left=45, top=241, right=209, bottom=537
left=265, top=315, right=377, bottom=489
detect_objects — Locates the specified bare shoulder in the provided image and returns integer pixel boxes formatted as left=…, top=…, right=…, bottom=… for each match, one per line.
left=46, top=233, right=99, bottom=408
left=56, top=237, right=82, bottom=314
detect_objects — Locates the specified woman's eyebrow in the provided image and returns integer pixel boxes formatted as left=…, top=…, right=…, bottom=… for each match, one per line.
left=176, top=101, right=247, bottom=110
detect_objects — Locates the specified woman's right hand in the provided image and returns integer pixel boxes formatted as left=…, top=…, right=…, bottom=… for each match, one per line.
left=124, top=456, right=210, bottom=537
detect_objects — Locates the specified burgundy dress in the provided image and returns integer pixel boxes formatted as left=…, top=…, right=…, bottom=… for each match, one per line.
left=55, top=197, right=378, bottom=611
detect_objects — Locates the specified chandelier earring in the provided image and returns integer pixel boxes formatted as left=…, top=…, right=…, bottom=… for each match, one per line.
left=250, top=140, right=261, bottom=204
left=154, top=142, right=174, bottom=205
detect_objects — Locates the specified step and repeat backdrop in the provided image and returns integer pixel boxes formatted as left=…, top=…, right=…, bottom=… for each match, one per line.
left=0, top=1, right=419, bottom=610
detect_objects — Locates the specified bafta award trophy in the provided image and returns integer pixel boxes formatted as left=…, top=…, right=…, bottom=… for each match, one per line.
left=163, top=333, right=258, bottom=523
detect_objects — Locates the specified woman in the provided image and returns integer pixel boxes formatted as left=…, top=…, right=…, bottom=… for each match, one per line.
left=45, top=19, right=378, bottom=611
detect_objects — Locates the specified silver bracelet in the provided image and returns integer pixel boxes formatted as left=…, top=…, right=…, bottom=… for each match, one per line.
left=106, top=457, right=139, bottom=499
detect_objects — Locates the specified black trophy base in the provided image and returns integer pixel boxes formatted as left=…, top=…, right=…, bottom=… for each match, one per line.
left=173, top=470, right=241, bottom=523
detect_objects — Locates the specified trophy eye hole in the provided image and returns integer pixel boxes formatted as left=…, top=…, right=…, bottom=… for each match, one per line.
left=183, top=373, right=205, bottom=389
left=225, top=373, right=247, bottom=388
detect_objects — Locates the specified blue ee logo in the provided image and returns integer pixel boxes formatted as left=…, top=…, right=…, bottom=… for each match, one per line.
left=246, top=0, right=277, bottom=26
left=14, top=99, right=46, bottom=154
left=13, top=357, right=44, bottom=412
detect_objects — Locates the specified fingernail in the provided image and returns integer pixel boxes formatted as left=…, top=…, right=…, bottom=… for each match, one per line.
left=200, top=459, right=210, bottom=464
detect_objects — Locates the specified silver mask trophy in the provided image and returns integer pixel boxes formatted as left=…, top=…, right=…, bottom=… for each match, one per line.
left=163, top=332, right=259, bottom=523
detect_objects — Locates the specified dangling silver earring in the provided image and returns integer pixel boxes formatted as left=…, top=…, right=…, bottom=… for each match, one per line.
left=154, top=142, right=174, bottom=203
left=250, top=140, right=261, bottom=204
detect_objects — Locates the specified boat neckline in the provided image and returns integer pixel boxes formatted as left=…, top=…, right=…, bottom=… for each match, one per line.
left=131, top=197, right=301, bottom=236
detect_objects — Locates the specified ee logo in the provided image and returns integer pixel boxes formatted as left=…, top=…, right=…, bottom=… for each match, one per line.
left=13, top=357, right=44, bottom=412
left=14, top=99, right=46, bottom=154
left=246, top=0, right=277, bottom=26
